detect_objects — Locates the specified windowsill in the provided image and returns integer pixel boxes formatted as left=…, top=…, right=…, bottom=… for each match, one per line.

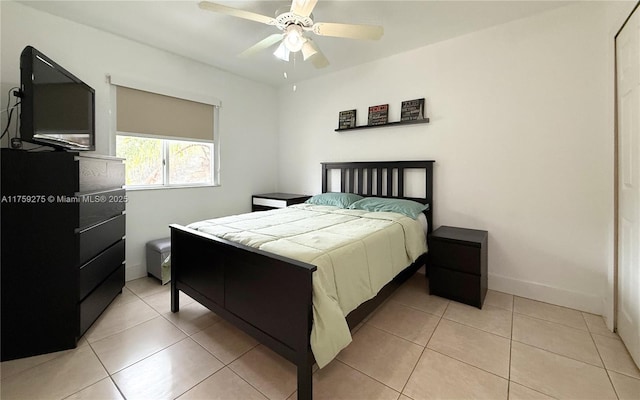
left=125, top=183, right=219, bottom=191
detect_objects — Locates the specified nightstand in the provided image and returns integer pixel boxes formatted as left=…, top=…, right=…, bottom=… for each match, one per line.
left=252, top=193, right=310, bottom=212
left=428, top=226, right=488, bottom=308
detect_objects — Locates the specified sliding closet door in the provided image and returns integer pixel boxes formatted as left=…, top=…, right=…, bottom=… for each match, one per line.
left=616, top=4, right=640, bottom=368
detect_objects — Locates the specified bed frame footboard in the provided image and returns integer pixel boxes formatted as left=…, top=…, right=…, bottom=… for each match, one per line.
left=170, top=224, right=316, bottom=400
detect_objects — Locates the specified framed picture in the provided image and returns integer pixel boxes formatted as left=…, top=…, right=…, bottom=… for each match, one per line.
left=401, top=98, right=425, bottom=121
left=338, top=109, right=357, bottom=129
left=368, top=104, right=389, bottom=126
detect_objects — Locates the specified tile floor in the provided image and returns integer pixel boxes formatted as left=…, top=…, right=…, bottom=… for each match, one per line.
left=1, top=270, right=639, bottom=400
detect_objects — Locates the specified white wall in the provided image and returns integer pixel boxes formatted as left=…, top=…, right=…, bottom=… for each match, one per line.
left=2, top=0, right=632, bottom=315
left=277, top=2, right=619, bottom=314
left=1, top=1, right=280, bottom=280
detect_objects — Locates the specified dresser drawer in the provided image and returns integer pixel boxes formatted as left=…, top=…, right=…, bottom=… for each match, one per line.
left=79, top=240, right=125, bottom=301
left=80, top=264, right=124, bottom=335
left=78, top=189, right=126, bottom=229
left=429, top=266, right=487, bottom=308
left=429, top=240, right=481, bottom=275
left=78, top=157, right=125, bottom=193
left=78, top=214, right=125, bottom=265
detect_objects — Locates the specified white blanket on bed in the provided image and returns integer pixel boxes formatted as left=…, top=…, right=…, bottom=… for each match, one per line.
left=187, top=203, right=427, bottom=367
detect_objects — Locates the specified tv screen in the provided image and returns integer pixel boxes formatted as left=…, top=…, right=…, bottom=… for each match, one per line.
left=20, top=46, right=95, bottom=151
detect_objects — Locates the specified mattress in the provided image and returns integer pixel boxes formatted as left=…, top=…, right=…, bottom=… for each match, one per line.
left=187, top=203, right=427, bottom=367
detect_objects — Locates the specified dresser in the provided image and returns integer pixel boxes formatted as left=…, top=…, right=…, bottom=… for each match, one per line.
left=428, top=226, right=488, bottom=308
left=252, top=193, right=310, bottom=211
left=0, top=149, right=126, bottom=361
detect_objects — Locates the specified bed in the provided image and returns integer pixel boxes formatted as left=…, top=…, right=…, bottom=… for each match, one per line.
left=170, top=160, right=434, bottom=400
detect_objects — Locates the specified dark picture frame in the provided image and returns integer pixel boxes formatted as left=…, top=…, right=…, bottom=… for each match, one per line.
left=338, top=109, right=357, bottom=129
left=368, top=104, right=389, bottom=126
left=401, top=98, right=425, bottom=121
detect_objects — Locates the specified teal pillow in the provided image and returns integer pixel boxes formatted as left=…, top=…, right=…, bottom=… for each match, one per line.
left=349, top=197, right=428, bottom=219
left=305, top=192, right=363, bottom=208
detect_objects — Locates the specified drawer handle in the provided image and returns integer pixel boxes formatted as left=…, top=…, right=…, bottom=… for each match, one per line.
left=76, top=214, right=123, bottom=234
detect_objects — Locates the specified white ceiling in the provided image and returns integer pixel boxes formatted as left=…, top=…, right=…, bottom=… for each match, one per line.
left=19, top=1, right=570, bottom=87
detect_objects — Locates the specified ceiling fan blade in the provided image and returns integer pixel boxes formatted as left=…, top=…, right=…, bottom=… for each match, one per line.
left=290, top=0, right=318, bottom=18
left=199, top=1, right=275, bottom=25
left=239, top=34, right=283, bottom=58
left=312, top=22, right=383, bottom=40
left=311, top=52, right=329, bottom=69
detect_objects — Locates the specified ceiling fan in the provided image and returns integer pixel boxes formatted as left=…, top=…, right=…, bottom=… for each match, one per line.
left=198, top=0, right=384, bottom=68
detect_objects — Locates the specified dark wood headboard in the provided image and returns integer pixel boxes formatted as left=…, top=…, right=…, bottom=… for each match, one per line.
left=321, top=160, right=435, bottom=233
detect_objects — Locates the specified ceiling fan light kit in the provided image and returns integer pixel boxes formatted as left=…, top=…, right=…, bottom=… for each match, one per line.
left=198, top=0, right=384, bottom=69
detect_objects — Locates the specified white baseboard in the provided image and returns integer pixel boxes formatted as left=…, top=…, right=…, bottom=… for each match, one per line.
left=125, top=263, right=147, bottom=281
left=602, top=296, right=615, bottom=331
left=489, top=273, right=602, bottom=315
left=121, top=265, right=605, bottom=313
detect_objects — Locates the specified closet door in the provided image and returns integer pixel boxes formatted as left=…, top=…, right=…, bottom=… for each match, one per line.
left=616, top=4, right=640, bottom=368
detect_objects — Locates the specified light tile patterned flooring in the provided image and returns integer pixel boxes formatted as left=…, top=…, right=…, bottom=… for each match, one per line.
left=1, top=270, right=639, bottom=400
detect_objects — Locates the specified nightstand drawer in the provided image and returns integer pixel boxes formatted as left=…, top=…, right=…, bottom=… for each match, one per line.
left=253, top=198, right=288, bottom=208
left=251, top=193, right=310, bottom=212
left=429, top=240, right=480, bottom=275
left=429, top=266, right=486, bottom=309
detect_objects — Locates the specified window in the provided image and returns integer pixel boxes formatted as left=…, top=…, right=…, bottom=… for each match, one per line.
left=111, top=81, right=219, bottom=189
left=116, top=135, right=213, bottom=188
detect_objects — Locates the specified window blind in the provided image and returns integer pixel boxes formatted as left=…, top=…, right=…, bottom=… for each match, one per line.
left=116, top=86, right=214, bottom=141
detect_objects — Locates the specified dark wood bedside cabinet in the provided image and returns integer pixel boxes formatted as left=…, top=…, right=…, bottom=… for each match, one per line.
left=252, top=193, right=310, bottom=211
left=428, top=226, right=488, bottom=308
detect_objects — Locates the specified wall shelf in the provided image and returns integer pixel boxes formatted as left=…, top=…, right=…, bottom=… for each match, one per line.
left=335, top=118, right=429, bottom=132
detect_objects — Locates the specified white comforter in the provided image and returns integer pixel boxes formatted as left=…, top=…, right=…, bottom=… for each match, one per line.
left=187, top=203, right=427, bottom=367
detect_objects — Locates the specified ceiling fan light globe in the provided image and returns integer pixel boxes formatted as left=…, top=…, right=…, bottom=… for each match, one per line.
left=285, top=37, right=304, bottom=52
left=284, top=24, right=305, bottom=52
left=273, top=42, right=290, bottom=61
left=301, top=41, right=317, bottom=60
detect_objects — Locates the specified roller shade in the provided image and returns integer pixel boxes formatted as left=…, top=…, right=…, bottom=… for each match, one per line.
left=116, top=86, right=214, bottom=141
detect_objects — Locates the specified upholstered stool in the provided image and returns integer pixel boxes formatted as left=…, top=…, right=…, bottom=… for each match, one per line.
left=146, top=237, right=171, bottom=283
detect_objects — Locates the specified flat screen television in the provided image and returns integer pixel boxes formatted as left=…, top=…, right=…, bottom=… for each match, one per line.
left=20, top=46, right=95, bottom=151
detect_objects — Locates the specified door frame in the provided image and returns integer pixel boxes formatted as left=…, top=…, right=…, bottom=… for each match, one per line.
left=614, top=0, right=640, bottom=332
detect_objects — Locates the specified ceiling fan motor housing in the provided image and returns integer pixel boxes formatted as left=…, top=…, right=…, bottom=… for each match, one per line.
left=275, top=12, right=314, bottom=30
